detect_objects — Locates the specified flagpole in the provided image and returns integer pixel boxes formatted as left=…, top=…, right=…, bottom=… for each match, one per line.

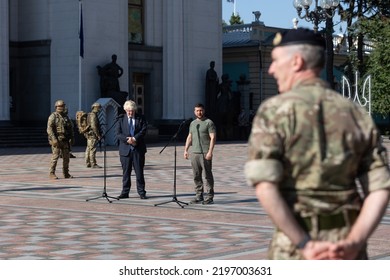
left=79, top=55, right=82, bottom=110
left=227, top=0, right=236, bottom=16
left=78, top=0, right=83, bottom=110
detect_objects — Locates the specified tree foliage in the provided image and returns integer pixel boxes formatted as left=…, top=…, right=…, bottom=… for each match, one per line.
left=360, top=16, right=390, bottom=115
left=338, top=0, right=390, bottom=115
left=229, top=13, right=244, bottom=25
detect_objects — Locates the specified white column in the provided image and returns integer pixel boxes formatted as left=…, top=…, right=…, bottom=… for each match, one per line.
left=0, top=0, right=10, bottom=121
left=162, top=0, right=185, bottom=119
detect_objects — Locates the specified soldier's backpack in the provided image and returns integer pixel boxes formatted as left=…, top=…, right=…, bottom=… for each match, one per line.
left=75, top=111, right=89, bottom=134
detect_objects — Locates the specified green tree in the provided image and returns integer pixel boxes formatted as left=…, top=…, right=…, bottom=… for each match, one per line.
left=229, top=13, right=244, bottom=25
left=339, top=0, right=390, bottom=71
left=360, top=16, right=390, bottom=116
left=338, top=0, right=390, bottom=115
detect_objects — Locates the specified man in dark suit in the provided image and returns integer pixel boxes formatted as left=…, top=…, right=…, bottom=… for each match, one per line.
left=116, top=100, right=148, bottom=199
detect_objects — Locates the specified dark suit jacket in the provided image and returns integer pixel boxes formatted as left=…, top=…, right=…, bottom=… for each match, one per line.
left=116, top=114, right=148, bottom=156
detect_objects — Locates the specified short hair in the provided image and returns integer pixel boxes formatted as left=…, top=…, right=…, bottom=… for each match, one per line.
left=194, top=103, right=205, bottom=109
left=285, top=44, right=325, bottom=69
left=124, top=100, right=137, bottom=111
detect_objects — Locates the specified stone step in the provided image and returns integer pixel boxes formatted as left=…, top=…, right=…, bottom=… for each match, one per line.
left=0, top=127, right=48, bottom=147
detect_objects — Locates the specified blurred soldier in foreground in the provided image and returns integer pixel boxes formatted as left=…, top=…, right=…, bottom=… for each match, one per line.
left=245, top=28, right=390, bottom=260
left=47, top=100, right=75, bottom=179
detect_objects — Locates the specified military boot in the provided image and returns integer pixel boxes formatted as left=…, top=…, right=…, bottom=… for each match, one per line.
left=189, top=194, right=204, bottom=204
left=202, top=198, right=214, bottom=205
left=49, top=173, right=58, bottom=180
left=63, top=168, right=73, bottom=179
left=64, top=173, right=73, bottom=179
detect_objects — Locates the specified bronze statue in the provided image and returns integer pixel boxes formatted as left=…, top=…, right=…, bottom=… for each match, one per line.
left=97, top=54, right=124, bottom=97
left=205, top=61, right=219, bottom=119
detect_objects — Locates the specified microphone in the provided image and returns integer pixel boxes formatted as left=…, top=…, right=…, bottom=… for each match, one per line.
left=115, top=114, right=124, bottom=119
left=182, top=118, right=193, bottom=125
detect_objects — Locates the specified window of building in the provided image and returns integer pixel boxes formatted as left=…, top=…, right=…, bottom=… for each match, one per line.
left=128, top=0, right=143, bottom=44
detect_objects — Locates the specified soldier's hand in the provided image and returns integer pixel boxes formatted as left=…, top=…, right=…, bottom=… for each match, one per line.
left=328, top=240, right=361, bottom=260
left=52, top=139, right=58, bottom=147
left=70, top=138, right=75, bottom=146
left=301, top=240, right=333, bottom=260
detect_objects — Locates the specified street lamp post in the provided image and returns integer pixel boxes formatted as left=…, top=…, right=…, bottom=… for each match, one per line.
left=293, top=0, right=340, bottom=89
left=293, top=0, right=340, bottom=33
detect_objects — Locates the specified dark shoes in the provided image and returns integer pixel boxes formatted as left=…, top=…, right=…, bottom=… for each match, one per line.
left=118, top=193, right=148, bottom=199
left=190, top=196, right=204, bottom=204
left=86, top=164, right=102, bottom=168
left=190, top=195, right=213, bottom=205
left=202, top=199, right=214, bottom=205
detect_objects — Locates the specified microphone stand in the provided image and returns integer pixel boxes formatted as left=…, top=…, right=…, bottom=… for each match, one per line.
left=154, top=120, right=189, bottom=208
left=86, top=116, right=121, bottom=203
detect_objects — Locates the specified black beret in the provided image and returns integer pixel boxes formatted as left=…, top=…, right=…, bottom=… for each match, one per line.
left=273, top=28, right=326, bottom=48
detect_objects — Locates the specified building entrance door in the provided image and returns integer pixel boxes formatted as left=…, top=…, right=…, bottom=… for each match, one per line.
left=132, top=73, right=145, bottom=115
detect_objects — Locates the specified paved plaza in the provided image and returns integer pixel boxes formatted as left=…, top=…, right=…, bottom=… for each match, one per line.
left=0, top=139, right=390, bottom=260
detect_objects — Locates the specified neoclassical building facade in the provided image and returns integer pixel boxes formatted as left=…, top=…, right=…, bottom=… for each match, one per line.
left=0, top=0, right=222, bottom=127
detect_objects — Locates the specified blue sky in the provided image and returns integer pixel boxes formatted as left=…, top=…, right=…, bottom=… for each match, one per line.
left=222, top=0, right=345, bottom=33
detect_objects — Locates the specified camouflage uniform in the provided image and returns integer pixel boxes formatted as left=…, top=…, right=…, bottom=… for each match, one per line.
left=47, top=100, right=75, bottom=179
left=84, top=103, right=102, bottom=168
left=60, top=107, right=76, bottom=159
left=245, top=78, right=390, bottom=259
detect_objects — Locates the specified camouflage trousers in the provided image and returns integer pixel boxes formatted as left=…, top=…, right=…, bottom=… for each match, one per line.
left=190, top=153, right=214, bottom=200
left=268, top=228, right=368, bottom=260
left=49, top=141, right=70, bottom=175
left=85, top=137, right=98, bottom=166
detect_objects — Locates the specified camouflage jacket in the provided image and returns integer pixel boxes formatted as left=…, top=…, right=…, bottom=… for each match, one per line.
left=47, top=112, right=74, bottom=143
left=245, top=78, right=390, bottom=215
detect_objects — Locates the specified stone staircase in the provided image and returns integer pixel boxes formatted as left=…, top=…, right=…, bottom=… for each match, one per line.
left=0, top=126, right=48, bottom=147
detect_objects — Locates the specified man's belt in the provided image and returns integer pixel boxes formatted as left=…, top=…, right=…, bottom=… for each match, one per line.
left=296, top=211, right=359, bottom=231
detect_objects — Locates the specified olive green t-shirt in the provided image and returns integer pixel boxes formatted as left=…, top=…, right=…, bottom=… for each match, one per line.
left=189, top=118, right=216, bottom=154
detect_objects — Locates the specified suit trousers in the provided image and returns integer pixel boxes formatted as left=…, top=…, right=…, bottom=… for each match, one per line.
left=120, top=149, right=146, bottom=196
